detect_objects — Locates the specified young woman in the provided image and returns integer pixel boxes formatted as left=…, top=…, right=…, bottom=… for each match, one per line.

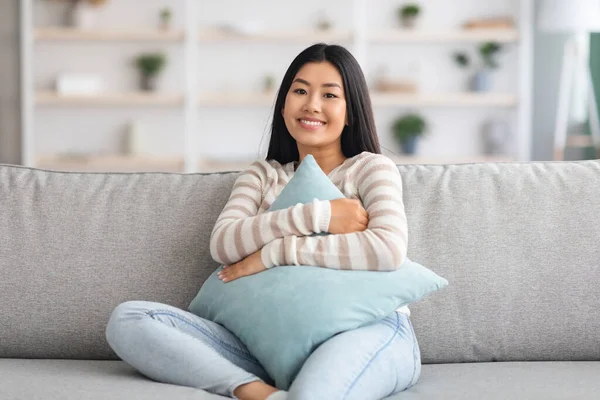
left=106, top=43, right=421, bottom=400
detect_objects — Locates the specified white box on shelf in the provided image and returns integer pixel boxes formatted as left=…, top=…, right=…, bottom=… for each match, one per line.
left=56, top=73, right=104, bottom=96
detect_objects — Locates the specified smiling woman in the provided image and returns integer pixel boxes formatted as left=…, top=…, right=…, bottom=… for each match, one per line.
left=106, top=44, right=421, bottom=400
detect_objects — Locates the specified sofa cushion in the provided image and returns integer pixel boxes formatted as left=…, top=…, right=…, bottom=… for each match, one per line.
left=0, top=165, right=237, bottom=359
left=0, top=359, right=225, bottom=399
left=399, top=161, right=600, bottom=364
left=389, top=361, right=600, bottom=399
left=2, top=359, right=598, bottom=399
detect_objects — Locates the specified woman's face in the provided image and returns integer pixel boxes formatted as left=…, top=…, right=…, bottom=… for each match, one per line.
left=282, top=61, right=347, bottom=152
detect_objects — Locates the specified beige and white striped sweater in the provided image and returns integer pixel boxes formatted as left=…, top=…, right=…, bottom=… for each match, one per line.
left=210, top=151, right=408, bottom=272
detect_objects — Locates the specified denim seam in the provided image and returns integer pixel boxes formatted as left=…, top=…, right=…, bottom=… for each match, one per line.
left=342, top=313, right=400, bottom=399
left=149, top=310, right=260, bottom=365
left=405, top=317, right=420, bottom=389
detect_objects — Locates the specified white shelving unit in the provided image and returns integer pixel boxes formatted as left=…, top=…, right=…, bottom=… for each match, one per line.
left=20, top=0, right=534, bottom=173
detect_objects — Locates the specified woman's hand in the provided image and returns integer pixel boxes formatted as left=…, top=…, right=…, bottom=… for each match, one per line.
left=328, top=198, right=369, bottom=234
left=218, top=249, right=267, bottom=283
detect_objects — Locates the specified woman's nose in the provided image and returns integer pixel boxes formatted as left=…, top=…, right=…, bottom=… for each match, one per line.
left=303, top=93, right=322, bottom=113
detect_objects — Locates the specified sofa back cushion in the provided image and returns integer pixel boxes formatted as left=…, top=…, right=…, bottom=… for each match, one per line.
left=1, top=160, right=599, bottom=363
left=0, top=166, right=237, bottom=359
left=399, top=161, right=600, bottom=364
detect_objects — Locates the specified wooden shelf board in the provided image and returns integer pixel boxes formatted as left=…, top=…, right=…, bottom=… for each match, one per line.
left=198, top=92, right=517, bottom=107
left=36, top=91, right=184, bottom=107
left=370, top=28, right=519, bottom=43
left=198, top=28, right=352, bottom=42
left=34, top=27, right=185, bottom=41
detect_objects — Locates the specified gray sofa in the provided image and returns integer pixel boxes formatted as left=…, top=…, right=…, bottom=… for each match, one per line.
left=1, top=159, right=599, bottom=400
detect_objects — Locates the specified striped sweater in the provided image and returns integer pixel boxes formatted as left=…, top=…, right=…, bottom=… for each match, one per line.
left=210, top=151, right=408, bottom=272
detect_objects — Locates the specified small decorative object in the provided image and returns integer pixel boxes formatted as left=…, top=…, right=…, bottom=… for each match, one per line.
left=68, top=0, right=108, bottom=29
left=159, top=7, right=172, bottom=30
left=481, top=119, right=511, bottom=155
left=56, top=73, right=103, bottom=95
left=134, top=53, right=166, bottom=92
left=263, top=74, right=276, bottom=93
left=453, top=41, right=503, bottom=92
left=392, top=113, right=427, bottom=154
left=374, top=66, right=418, bottom=93
left=316, top=10, right=333, bottom=31
left=123, top=120, right=146, bottom=156
left=463, top=17, right=515, bottom=30
left=398, top=3, right=421, bottom=29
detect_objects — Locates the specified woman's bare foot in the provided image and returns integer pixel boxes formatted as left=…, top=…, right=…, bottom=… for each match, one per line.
left=233, top=381, right=279, bottom=400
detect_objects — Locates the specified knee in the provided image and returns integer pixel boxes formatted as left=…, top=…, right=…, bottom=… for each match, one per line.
left=105, top=300, right=150, bottom=349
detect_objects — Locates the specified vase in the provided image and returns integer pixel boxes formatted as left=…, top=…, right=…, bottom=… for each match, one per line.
left=401, top=16, right=418, bottom=29
left=140, top=75, right=157, bottom=92
left=471, top=69, right=493, bottom=92
left=481, top=120, right=510, bottom=155
left=70, top=3, right=98, bottom=29
left=399, top=136, right=418, bottom=154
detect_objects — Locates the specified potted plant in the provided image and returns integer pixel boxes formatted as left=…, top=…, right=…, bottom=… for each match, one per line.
left=392, top=113, right=427, bottom=154
left=473, top=42, right=502, bottom=91
left=159, top=7, right=172, bottom=30
left=316, top=10, right=332, bottom=31
left=453, top=41, right=502, bottom=92
left=398, top=3, right=421, bottom=28
left=134, top=53, right=166, bottom=92
left=263, top=74, right=276, bottom=93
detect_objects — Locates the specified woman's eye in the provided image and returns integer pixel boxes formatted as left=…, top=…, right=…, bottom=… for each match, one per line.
left=324, top=93, right=337, bottom=99
left=293, top=88, right=306, bottom=95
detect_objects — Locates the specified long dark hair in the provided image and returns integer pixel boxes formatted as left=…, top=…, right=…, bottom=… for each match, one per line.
left=265, top=43, right=380, bottom=164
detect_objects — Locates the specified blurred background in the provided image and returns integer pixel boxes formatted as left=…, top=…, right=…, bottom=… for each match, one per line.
left=1, top=0, right=599, bottom=173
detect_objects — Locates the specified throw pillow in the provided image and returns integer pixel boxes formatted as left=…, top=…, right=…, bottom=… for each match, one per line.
left=188, top=155, right=448, bottom=390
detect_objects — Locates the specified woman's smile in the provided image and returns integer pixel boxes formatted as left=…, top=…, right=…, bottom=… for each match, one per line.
left=297, top=117, right=327, bottom=131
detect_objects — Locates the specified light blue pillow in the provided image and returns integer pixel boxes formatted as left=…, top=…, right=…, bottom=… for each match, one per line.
left=188, top=155, right=448, bottom=390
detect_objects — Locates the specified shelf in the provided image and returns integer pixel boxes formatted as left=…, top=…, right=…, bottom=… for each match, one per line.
left=36, top=91, right=184, bottom=107
left=370, top=28, right=519, bottom=43
left=198, top=91, right=517, bottom=108
left=33, top=27, right=517, bottom=44
left=371, top=92, right=518, bottom=107
left=198, top=92, right=276, bottom=107
left=34, top=27, right=185, bottom=42
left=198, top=28, right=352, bottom=43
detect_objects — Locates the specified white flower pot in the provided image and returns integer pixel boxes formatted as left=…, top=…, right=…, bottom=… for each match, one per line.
left=71, top=3, right=98, bottom=30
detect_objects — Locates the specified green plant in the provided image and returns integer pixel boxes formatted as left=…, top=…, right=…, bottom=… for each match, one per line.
left=392, top=113, right=427, bottom=142
left=453, top=52, right=470, bottom=68
left=400, top=4, right=420, bottom=18
left=135, top=53, right=166, bottom=77
left=160, top=8, right=172, bottom=21
left=452, top=42, right=502, bottom=70
left=479, top=42, right=502, bottom=69
left=264, top=74, right=275, bottom=91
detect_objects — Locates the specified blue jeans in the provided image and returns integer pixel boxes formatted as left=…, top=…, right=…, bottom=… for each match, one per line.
left=106, top=301, right=421, bottom=399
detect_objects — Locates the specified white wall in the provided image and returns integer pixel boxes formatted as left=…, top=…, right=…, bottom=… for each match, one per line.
left=32, top=0, right=524, bottom=162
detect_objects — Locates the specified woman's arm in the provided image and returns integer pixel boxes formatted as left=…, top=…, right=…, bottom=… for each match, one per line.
left=260, top=155, right=408, bottom=271
left=210, top=161, right=331, bottom=265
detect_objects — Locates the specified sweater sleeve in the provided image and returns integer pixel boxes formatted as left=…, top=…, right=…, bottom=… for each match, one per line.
left=209, top=161, right=331, bottom=265
left=261, top=155, right=408, bottom=271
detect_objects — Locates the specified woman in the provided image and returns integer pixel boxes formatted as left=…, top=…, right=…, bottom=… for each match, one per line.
left=106, top=43, right=421, bottom=400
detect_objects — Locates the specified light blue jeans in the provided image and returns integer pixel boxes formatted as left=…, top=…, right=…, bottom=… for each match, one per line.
left=106, top=301, right=421, bottom=400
